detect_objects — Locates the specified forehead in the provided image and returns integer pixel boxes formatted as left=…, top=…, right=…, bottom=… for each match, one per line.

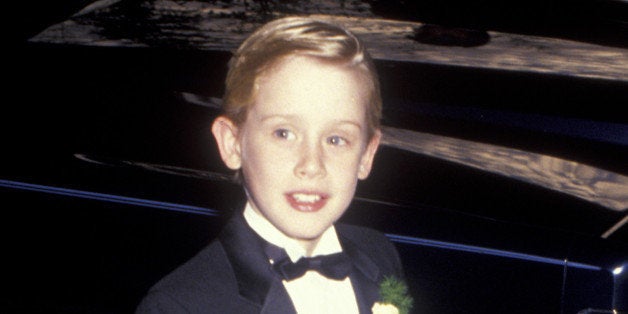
left=250, top=56, right=370, bottom=122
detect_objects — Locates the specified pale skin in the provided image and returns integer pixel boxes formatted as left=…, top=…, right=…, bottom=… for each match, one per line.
left=212, top=55, right=381, bottom=255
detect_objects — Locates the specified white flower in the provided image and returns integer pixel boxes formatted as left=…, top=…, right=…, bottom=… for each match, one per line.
left=371, top=302, right=399, bottom=314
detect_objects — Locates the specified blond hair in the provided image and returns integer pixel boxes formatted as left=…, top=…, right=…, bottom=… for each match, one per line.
left=222, top=16, right=382, bottom=139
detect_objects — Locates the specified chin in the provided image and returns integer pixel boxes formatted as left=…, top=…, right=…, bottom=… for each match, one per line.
left=286, top=228, right=327, bottom=242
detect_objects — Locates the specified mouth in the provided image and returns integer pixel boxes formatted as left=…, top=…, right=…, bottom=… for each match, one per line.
left=285, top=192, right=329, bottom=212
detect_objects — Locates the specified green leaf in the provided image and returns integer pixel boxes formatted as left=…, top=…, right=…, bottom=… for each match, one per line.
left=379, top=276, right=414, bottom=314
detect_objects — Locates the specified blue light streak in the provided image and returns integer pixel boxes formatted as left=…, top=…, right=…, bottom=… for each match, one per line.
left=386, top=233, right=602, bottom=271
left=0, top=179, right=220, bottom=217
left=0, top=178, right=603, bottom=272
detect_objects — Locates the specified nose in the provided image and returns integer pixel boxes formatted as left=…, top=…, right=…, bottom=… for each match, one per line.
left=294, top=140, right=326, bottom=179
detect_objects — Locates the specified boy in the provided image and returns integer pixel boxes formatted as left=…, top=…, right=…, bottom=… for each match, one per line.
left=137, top=16, right=406, bottom=313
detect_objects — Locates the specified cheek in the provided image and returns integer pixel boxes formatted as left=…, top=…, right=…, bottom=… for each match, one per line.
left=241, top=138, right=289, bottom=176
left=326, top=151, right=363, bottom=179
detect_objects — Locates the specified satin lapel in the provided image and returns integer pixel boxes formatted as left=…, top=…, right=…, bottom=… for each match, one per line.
left=260, top=280, right=297, bottom=314
left=340, top=234, right=382, bottom=313
left=219, top=213, right=295, bottom=313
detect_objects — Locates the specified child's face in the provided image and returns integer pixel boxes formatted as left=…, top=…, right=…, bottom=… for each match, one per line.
left=214, top=56, right=380, bottom=252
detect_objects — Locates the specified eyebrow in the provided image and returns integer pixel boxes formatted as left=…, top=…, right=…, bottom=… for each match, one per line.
left=259, top=114, right=297, bottom=123
left=260, top=114, right=363, bottom=130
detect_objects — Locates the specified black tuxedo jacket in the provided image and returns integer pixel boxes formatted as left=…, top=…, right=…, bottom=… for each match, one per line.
left=136, top=213, right=405, bottom=313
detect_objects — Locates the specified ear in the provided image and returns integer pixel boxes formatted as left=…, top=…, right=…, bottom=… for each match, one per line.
left=211, top=116, right=242, bottom=170
left=357, top=129, right=381, bottom=180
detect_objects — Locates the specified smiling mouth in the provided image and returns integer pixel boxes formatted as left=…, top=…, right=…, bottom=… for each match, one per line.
left=286, top=192, right=328, bottom=212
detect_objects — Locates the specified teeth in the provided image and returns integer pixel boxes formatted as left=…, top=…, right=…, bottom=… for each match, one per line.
left=292, top=193, right=321, bottom=203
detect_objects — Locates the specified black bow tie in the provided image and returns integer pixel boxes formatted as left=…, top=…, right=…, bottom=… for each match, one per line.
left=272, top=252, right=352, bottom=281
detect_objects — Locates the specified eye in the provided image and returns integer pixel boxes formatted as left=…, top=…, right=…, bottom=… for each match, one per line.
left=327, top=135, right=348, bottom=146
left=273, top=129, right=296, bottom=140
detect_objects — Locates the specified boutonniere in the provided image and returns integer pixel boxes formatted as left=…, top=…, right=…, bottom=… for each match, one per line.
left=371, top=276, right=413, bottom=314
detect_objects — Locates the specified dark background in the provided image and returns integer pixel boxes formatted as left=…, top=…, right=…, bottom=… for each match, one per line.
left=3, top=1, right=627, bottom=313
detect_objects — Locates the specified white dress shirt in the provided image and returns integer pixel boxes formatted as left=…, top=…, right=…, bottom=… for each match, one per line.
left=243, top=202, right=360, bottom=314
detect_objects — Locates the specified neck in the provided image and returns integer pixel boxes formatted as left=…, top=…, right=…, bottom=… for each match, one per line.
left=297, top=236, right=322, bottom=257
left=243, top=203, right=342, bottom=260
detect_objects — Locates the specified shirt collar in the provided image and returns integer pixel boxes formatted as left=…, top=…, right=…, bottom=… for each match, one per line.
left=243, top=202, right=343, bottom=262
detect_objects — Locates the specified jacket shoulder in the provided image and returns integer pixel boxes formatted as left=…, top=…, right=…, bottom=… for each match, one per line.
left=336, top=224, right=404, bottom=279
left=336, top=223, right=394, bottom=252
left=135, top=241, right=257, bottom=313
